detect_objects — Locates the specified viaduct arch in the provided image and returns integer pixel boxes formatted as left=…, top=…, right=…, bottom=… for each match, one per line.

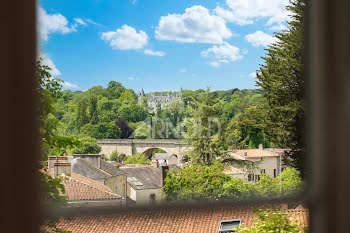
left=97, top=139, right=190, bottom=161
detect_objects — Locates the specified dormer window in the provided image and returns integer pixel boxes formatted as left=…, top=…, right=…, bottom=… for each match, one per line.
left=218, top=219, right=241, bottom=232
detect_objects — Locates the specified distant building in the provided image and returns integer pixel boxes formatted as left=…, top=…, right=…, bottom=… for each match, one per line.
left=138, top=89, right=181, bottom=110
left=227, top=144, right=289, bottom=182
left=119, top=163, right=168, bottom=206
left=151, top=153, right=179, bottom=166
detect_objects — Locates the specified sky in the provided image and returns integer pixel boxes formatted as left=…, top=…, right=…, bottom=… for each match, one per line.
left=39, top=0, right=290, bottom=93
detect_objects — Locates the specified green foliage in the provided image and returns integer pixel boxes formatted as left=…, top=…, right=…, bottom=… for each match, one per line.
left=256, top=0, right=306, bottom=175
left=162, top=162, right=231, bottom=201
left=162, top=165, right=303, bottom=202
left=72, top=136, right=101, bottom=154
left=183, top=89, right=226, bottom=165
left=118, top=104, right=148, bottom=123
left=236, top=208, right=302, bottom=233
left=123, top=153, right=151, bottom=165
left=110, top=150, right=125, bottom=162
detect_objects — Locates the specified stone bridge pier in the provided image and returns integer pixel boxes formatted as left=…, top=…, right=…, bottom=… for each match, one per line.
left=97, top=139, right=190, bottom=162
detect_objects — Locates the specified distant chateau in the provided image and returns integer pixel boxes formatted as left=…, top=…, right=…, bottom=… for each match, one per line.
left=138, top=89, right=181, bottom=110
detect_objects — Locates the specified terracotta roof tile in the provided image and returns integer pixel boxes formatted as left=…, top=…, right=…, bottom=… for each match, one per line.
left=62, top=173, right=122, bottom=201
left=50, top=206, right=308, bottom=233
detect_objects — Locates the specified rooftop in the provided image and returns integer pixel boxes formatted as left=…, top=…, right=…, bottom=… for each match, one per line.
left=49, top=206, right=308, bottom=233
left=152, top=153, right=178, bottom=160
left=230, top=148, right=289, bottom=159
left=120, top=165, right=162, bottom=190
left=71, top=157, right=125, bottom=181
left=62, top=173, right=122, bottom=201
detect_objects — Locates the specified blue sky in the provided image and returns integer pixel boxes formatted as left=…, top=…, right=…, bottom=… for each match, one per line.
left=39, top=0, right=289, bottom=92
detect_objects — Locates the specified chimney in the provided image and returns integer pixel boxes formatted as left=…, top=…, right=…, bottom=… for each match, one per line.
left=73, top=154, right=101, bottom=168
left=259, top=144, right=263, bottom=150
left=152, top=160, right=159, bottom=168
left=48, top=156, right=68, bottom=169
left=53, top=162, right=71, bottom=178
left=160, top=165, right=169, bottom=187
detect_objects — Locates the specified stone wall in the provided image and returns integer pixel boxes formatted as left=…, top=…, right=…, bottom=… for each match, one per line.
left=103, top=175, right=127, bottom=198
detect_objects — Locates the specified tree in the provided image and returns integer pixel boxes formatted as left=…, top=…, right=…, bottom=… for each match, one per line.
left=110, top=150, right=125, bottom=162
left=279, top=167, right=303, bottom=196
left=36, top=58, right=74, bottom=232
left=162, top=162, right=231, bottom=201
left=123, top=153, right=150, bottom=165
left=72, top=136, right=101, bottom=154
left=89, top=96, right=99, bottom=125
left=116, top=118, right=134, bottom=139
left=183, top=90, right=225, bottom=165
left=75, top=98, right=89, bottom=130
left=256, top=0, right=306, bottom=175
left=225, top=105, right=270, bottom=149
left=236, top=208, right=303, bottom=233
left=118, top=104, right=148, bottom=123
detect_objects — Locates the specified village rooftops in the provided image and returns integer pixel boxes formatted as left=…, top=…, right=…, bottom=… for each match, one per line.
left=120, top=165, right=162, bottom=190
left=152, top=153, right=178, bottom=160
left=71, top=157, right=125, bottom=181
left=45, top=206, right=308, bottom=233
left=229, top=147, right=289, bottom=160
left=61, top=173, right=122, bottom=201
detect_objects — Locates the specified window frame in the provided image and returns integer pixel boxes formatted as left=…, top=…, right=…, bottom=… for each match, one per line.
left=2, top=0, right=350, bottom=232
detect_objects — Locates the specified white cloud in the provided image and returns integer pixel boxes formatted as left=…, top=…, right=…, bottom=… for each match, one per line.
left=101, top=25, right=148, bottom=50
left=74, top=18, right=87, bottom=26
left=179, top=68, right=187, bottom=73
left=201, top=42, right=243, bottom=66
left=40, top=54, right=61, bottom=77
left=245, top=31, right=277, bottom=47
left=38, top=7, right=78, bottom=40
left=85, top=19, right=103, bottom=27
left=62, top=81, right=79, bottom=89
left=214, top=0, right=290, bottom=27
left=144, top=49, right=166, bottom=56
left=155, top=5, right=232, bottom=44
left=128, top=76, right=138, bottom=81
left=210, top=62, right=220, bottom=67
left=191, top=74, right=197, bottom=77
left=269, top=23, right=287, bottom=31
left=250, top=72, right=257, bottom=78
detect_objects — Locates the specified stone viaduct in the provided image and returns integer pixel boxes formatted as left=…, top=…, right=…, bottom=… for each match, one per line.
left=97, top=139, right=191, bottom=160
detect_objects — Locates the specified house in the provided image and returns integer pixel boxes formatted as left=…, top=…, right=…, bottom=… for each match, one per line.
left=47, top=206, right=309, bottom=232
left=228, top=144, right=289, bottom=181
left=223, top=167, right=246, bottom=180
left=61, top=173, right=124, bottom=207
left=48, top=155, right=127, bottom=200
left=119, top=162, right=168, bottom=206
left=45, top=160, right=125, bottom=207
left=151, top=153, right=178, bottom=165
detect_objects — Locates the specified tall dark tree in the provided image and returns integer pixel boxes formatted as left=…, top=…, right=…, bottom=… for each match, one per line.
left=256, top=0, right=306, bottom=175
left=75, top=98, right=89, bottom=130
left=116, top=118, right=134, bottom=139
left=89, top=96, right=99, bottom=125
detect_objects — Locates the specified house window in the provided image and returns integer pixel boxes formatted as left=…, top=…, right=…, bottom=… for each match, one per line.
left=261, top=169, right=265, bottom=174
left=255, top=175, right=260, bottom=181
left=150, top=194, right=156, bottom=205
left=274, top=169, right=277, bottom=178
left=247, top=174, right=252, bottom=181
left=114, top=186, right=118, bottom=194
left=219, top=219, right=241, bottom=233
